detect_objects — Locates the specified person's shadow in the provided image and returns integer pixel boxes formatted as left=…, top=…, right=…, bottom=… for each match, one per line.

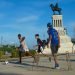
left=9, top=61, right=51, bottom=70
left=0, top=73, right=22, bottom=75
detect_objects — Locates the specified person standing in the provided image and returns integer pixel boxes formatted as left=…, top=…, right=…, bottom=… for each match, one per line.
left=35, top=34, right=43, bottom=53
left=18, top=34, right=29, bottom=63
left=47, top=23, right=60, bottom=69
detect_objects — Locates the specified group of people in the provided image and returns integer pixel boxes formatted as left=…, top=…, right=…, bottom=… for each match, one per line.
left=18, top=23, right=60, bottom=69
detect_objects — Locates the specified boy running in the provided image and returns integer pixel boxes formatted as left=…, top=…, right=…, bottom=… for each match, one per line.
left=47, top=23, right=60, bottom=69
left=35, top=34, right=43, bottom=53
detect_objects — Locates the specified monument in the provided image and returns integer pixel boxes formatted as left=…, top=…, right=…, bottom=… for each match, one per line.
left=42, top=3, right=73, bottom=54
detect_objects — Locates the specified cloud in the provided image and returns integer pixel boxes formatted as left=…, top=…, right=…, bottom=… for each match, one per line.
left=16, top=15, right=39, bottom=23
left=67, top=21, right=75, bottom=27
left=0, top=24, right=21, bottom=30
left=70, top=22, right=75, bottom=32
left=64, top=21, right=75, bottom=37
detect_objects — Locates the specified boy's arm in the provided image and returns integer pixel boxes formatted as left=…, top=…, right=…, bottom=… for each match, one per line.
left=47, top=35, right=52, bottom=48
left=58, top=33, right=60, bottom=48
left=21, top=37, right=25, bottom=42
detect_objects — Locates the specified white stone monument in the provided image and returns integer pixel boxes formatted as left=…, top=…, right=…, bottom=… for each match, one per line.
left=42, top=3, right=73, bottom=54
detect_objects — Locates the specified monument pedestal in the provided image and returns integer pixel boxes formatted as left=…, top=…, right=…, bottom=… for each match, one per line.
left=42, top=15, right=73, bottom=54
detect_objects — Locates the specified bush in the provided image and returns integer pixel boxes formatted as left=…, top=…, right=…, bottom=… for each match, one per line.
left=0, top=51, right=4, bottom=59
left=24, top=51, right=32, bottom=56
left=11, top=50, right=19, bottom=58
left=29, top=50, right=36, bottom=56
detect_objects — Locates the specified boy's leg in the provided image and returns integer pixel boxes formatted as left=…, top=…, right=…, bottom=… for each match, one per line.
left=53, top=53, right=58, bottom=66
left=19, top=51, right=22, bottom=63
left=51, top=45, right=59, bottom=68
left=38, top=45, right=41, bottom=53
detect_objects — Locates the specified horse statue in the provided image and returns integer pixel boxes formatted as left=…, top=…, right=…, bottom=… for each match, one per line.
left=50, top=3, right=62, bottom=15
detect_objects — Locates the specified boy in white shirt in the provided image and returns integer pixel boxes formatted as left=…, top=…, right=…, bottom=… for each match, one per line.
left=18, top=34, right=29, bottom=63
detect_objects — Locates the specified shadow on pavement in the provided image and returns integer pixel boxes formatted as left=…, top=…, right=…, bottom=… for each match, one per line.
left=0, top=73, right=22, bottom=75
left=10, top=61, right=50, bottom=69
left=58, top=59, right=75, bottom=62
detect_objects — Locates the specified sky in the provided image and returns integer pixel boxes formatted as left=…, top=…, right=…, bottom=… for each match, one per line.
left=0, top=0, right=75, bottom=48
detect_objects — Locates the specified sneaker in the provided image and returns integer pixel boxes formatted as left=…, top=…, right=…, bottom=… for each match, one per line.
left=55, top=66, right=60, bottom=69
left=55, top=64, right=60, bottom=69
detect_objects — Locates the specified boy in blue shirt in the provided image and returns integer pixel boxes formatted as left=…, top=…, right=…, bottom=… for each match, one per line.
left=47, top=23, right=60, bottom=69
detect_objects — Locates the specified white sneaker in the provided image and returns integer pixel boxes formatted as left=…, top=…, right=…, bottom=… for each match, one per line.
left=55, top=66, right=60, bottom=69
left=55, top=64, right=60, bottom=69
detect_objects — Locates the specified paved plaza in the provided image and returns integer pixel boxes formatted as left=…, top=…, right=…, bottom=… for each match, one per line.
left=0, top=54, right=75, bottom=75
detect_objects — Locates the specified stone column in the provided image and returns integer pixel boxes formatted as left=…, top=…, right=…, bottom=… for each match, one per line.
left=52, top=15, right=63, bottom=27
left=54, top=20, right=55, bottom=27
left=58, top=20, right=59, bottom=27
left=60, top=20, right=61, bottom=27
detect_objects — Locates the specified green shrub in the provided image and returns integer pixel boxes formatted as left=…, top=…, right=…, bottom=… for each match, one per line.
left=11, top=50, right=19, bottom=58
left=24, top=51, right=31, bottom=56
left=29, top=50, right=36, bottom=56
left=0, top=51, right=4, bottom=59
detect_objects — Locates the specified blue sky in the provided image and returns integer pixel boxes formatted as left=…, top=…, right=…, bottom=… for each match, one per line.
left=0, top=0, right=75, bottom=48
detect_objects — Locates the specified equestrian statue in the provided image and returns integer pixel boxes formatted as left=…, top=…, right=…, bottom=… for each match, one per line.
left=50, top=3, right=62, bottom=15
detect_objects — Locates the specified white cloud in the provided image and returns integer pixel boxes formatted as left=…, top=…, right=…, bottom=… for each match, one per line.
left=17, top=15, right=39, bottom=23
left=65, top=21, right=75, bottom=37
left=68, top=21, right=75, bottom=27
left=0, top=24, right=21, bottom=30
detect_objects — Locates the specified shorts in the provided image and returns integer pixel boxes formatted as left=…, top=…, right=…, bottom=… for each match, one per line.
left=38, top=45, right=43, bottom=53
left=50, top=45, right=59, bottom=55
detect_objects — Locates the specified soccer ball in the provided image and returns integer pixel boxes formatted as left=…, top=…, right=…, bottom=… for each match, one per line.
left=5, top=61, right=9, bottom=65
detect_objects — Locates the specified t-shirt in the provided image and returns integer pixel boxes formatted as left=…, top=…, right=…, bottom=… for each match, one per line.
left=37, top=38, right=43, bottom=46
left=21, top=41, right=29, bottom=52
left=48, top=28, right=59, bottom=45
left=19, top=38, right=29, bottom=52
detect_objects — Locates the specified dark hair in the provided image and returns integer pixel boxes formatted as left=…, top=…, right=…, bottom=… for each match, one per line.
left=18, top=34, right=21, bottom=37
left=21, top=37, right=25, bottom=41
left=47, top=23, right=52, bottom=28
left=35, top=34, right=39, bottom=37
left=22, top=37, right=25, bottom=40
